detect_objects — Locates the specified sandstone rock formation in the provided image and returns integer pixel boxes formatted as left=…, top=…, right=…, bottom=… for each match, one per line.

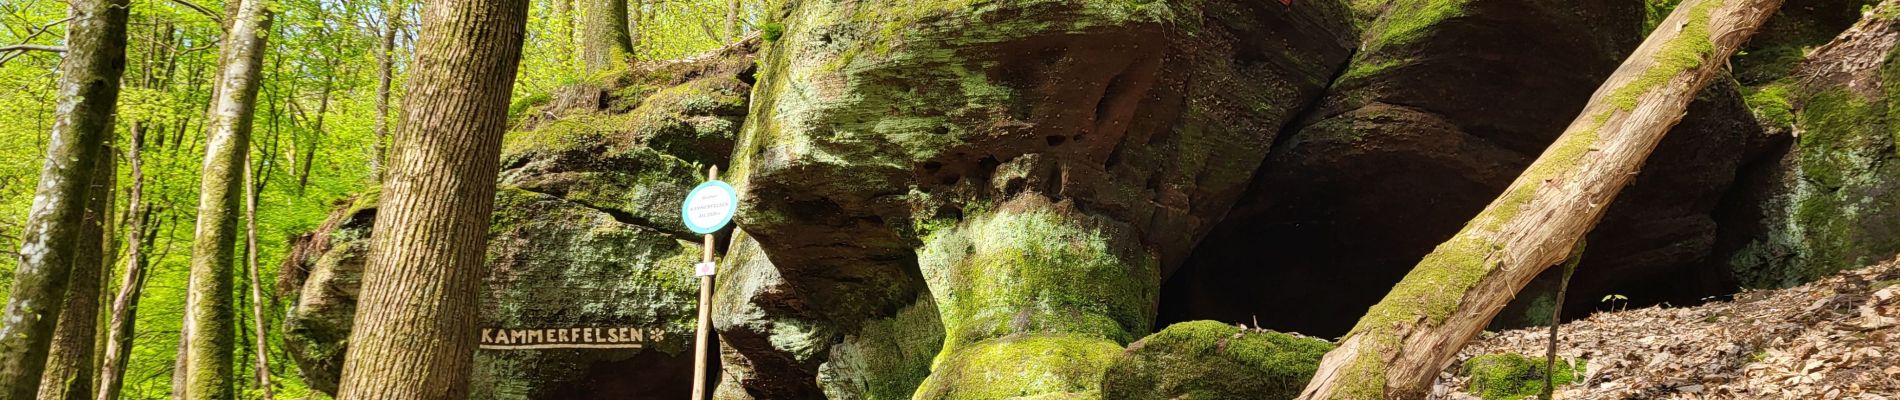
left=277, top=41, right=757, bottom=399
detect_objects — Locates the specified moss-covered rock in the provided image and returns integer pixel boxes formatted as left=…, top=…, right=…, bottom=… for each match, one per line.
left=1099, top=320, right=1333, bottom=400
left=280, top=188, right=704, bottom=399
left=1459, top=353, right=1584, bottom=400
left=281, top=39, right=759, bottom=399
left=917, top=335, right=1122, bottom=399
left=726, top=0, right=1357, bottom=397
left=711, top=231, right=946, bottom=400
left=278, top=195, right=377, bottom=395
left=471, top=187, right=704, bottom=399
left=912, top=196, right=1155, bottom=398
left=1724, top=6, right=1900, bottom=287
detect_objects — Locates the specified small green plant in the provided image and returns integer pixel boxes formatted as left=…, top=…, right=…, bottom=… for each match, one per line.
left=1600, top=294, right=1629, bottom=311
left=762, top=22, right=785, bottom=42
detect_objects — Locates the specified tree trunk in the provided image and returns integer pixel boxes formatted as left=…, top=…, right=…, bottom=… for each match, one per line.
left=372, top=0, right=400, bottom=182
left=576, top=0, right=629, bottom=74
left=95, top=123, right=149, bottom=400
left=37, top=141, right=115, bottom=400
left=181, top=0, right=271, bottom=396
left=724, top=0, right=738, bottom=42
left=333, top=0, right=528, bottom=398
left=241, top=158, right=273, bottom=399
left=1296, top=0, right=1784, bottom=398
left=624, top=0, right=637, bottom=58
left=0, top=0, right=130, bottom=396
left=296, top=75, right=331, bottom=194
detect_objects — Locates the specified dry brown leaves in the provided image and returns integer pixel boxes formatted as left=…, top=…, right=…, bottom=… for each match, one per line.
left=1433, top=257, right=1900, bottom=399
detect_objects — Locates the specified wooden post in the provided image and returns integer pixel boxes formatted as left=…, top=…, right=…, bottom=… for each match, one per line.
left=692, top=166, right=718, bottom=400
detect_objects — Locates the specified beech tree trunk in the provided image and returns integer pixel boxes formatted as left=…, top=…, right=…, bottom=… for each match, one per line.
left=1296, top=0, right=1785, bottom=398
left=577, top=0, right=630, bottom=74
left=332, top=0, right=528, bottom=398
left=95, top=123, right=149, bottom=400
left=37, top=141, right=115, bottom=400
left=180, top=0, right=271, bottom=396
left=0, top=0, right=130, bottom=396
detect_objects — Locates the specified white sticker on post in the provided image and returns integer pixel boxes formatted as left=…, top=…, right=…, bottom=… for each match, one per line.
left=695, top=262, right=716, bottom=277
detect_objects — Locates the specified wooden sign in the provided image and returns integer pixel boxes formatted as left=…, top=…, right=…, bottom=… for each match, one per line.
left=477, top=326, right=667, bottom=350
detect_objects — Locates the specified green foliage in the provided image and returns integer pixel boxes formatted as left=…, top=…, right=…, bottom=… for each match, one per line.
left=1460, top=353, right=1585, bottom=400
left=761, top=22, right=784, bottom=41
left=1643, top=0, right=1684, bottom=33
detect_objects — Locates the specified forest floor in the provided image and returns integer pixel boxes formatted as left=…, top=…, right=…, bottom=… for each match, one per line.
left=1433, top=257, right=1900, bottom=399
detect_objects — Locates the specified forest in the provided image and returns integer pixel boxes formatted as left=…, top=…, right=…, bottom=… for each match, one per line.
left=0, top=0, right=1896, bottom=399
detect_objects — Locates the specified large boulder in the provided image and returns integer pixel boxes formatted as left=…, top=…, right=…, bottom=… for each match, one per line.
left=720, top=0, right=1358, bottom=398
left=1721, top=4, right=1900, bottom=287
left=1100, top=320, right=1333, bottom=399
left=1163, top=0, right=1772, bottom=334
left=278, top=41, right=757, bottom=399
left=711, top=231, right=944, bottom=400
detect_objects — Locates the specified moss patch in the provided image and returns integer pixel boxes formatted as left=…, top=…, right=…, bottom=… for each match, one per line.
left=1100, top=321, right=1334, bottom=399
left=1460, top=353, right=1585, bottom=400
left=914, top=335, right=1123, bottom=399
left=913, top=197, right=1160, bottom=398
left=1743, top=81, right=1796, bottom=130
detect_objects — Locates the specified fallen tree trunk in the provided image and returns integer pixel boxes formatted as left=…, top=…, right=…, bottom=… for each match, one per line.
left=1296, top=0, right=1785, bottom=398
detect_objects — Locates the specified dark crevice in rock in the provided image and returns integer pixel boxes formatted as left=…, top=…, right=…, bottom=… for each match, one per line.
left=509, top=184, right=699, bottom=242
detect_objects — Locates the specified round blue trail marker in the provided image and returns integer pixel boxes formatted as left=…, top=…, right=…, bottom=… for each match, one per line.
left=681, top=180, right=737, bottom=234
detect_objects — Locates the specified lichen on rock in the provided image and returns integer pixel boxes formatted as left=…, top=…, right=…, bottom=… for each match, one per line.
left=1724, top=4, right=1900, bottom=287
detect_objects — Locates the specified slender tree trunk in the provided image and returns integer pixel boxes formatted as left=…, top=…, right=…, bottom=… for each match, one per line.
left=372, top=0, right=400, bottom=182
left=333, top=0, right=528, bottom=398
left=37, top=141, right=115, bottom=400
left=296, top=76, right=331, bottom=194
left=168, top=317, right=187, bottom=400
left=95, top=124, right=147, bottom=400
left=1296, top=0, right=1784, bottom=398
left=181, top=0, right=271, bottom=396
left=241, top=158, right=273, bottom=399
left=1541, top=242, right=1582, bottom=400
left=0, top=0, right=130, bottom=396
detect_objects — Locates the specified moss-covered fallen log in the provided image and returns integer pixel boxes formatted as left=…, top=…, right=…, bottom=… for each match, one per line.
left=1296, top=0, right=1786, bottom=398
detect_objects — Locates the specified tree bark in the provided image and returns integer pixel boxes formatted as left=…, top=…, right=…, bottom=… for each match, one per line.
left=724, top=0, right=738, bottom=42
left=180, top=0, right=271, bottom=396
left=241, top=158, right=273, bottom=399
left=37, top=141, right=115, bottom=400
left=1295, top=0, right=1785, bottom=398
left=333, top=0, right=528, bottom=398
left=0, top=0, right=130, bottom=396
left=95, top=123, right=149, bottom=400
left=624, top=0, right=637, bottom=58
left=576, top=0, right=630, bottom=74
